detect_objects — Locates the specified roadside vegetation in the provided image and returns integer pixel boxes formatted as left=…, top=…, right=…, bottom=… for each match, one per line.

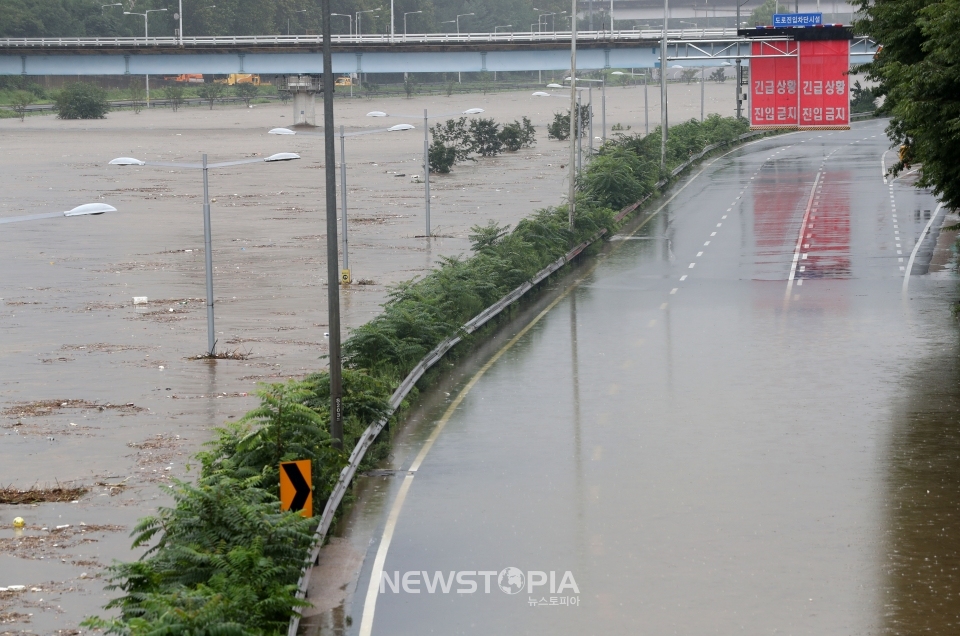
left=84, top=113, right=752, bottom=633
left=853, top=0, right=960, bottom=212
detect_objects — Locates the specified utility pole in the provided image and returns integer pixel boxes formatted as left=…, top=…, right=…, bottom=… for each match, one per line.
left=660, top=0, right=668, bottom=172
left=321, top=0, right=343, bottom=450
left=568, top=0, right=578, bottom=231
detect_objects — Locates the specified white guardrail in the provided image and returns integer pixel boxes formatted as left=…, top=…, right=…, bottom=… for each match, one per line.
left=284, top=128, right=773, bottom=636
left=0, top=29, right=741, bottom=48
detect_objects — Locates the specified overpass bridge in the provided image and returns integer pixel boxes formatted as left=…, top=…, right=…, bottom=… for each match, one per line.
left=0, top=29, right=877, bottom=76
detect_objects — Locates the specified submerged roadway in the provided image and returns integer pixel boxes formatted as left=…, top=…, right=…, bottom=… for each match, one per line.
left=310, top=122, right=960, bottom=635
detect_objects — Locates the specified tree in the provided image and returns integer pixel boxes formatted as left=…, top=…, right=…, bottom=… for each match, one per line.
left=849, top=80, right=876, bottom=114
left=235, top=82, right=259, bottom=106
left=498, top=117, right=537, bottom=151
left=709, top=68, right=727, bottom=83
left=55, top=82, right=109, bottom=119
left=403, top=74, right=418, bottom=98
left=164, top=84, right=186, bottom=112
left=681, top=68, right=699, bottom=84
left=429, top=139, right=457, bottom=173
left=197, top=82, right=226, bottom=110
left=468, top=118, right=503, bottom=157
left=11, top=90, right=33, bottom=121
left=853, top=0, right=960, bottom=210
left=128, top=77, right=145, bottom=114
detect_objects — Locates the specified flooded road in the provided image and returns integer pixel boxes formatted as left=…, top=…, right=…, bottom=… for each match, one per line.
left=329, top=123, right=960, bottom=635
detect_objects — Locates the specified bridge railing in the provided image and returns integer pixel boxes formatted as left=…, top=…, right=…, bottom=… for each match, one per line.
left=0, top=28, right=741, bottom=48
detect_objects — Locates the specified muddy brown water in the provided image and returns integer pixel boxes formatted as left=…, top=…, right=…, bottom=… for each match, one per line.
left=0, top=84, right=736, bottom=632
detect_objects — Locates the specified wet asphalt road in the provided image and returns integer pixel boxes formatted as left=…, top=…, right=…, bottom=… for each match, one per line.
left=340, top=122, right=959, bottom=635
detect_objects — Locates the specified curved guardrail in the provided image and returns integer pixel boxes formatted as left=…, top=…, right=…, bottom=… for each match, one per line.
left=285, top=127, right=775, bottom=636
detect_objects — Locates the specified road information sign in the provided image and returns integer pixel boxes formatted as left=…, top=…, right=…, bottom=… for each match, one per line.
left=280, top=459, right=313, bottom=518
left=749, top=41, right=799, bottom=129
left=750, top=37, right=849, bottom=131
left=799, top=40, right=850, bottom=129
left=773, top=13, right=822, bottom=27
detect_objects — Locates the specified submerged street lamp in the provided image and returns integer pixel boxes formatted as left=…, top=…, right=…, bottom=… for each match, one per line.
left=269, top=126, right=414, bottom=281
left=0, top=202, right=117, bottom=225
left=108, top=152, right=300, bottom=357
left=365, top=107, right=484, bottom=236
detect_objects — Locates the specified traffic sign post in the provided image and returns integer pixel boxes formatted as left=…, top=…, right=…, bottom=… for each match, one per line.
left=280, top=459, right=313, bottom=518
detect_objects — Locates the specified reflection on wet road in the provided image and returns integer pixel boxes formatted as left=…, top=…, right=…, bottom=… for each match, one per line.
left=330, top=124, right=958, bottom=635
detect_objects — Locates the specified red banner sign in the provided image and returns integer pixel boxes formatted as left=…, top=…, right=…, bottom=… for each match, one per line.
left=750, top=39, right=849, bottom=131
left=798, top=40, right=850, bottom=129
left=750, top=41, right=799, bottom=129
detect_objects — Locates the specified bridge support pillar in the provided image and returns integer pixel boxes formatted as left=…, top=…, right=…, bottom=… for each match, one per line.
left=279, top=74, right=321, bottom=127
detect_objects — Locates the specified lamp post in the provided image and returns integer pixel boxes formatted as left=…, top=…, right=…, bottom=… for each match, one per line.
left=566, top=76, right=605, bottom=145
left=494, top=24, right=512, bottom=33
left=404, top=11, right=422, bottom=39
left=268, top=125, right=414, bottom=276
left=0, top=203, right=117, bottom=225
left=331, top=13, right=353, bottom=35
left=124, top=8, right=166, bottom=107
left=660, top=0, right=668, bottom=172
left=456, top=12, right=474, bottom=34
left=108, top=152, right=300, bottom=357
left=538, top=12, right=555, bottom=32
left=366, top=108, right=484, bottom=236
left=288, top=9, right=307, bottom=35
left=568, top=0, right=578, bottom=232
left=101, top=3, right=121, bottom=11
left=356, top=9, right=380, bottom=36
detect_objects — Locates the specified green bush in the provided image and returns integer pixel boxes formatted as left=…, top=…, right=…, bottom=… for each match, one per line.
left=499, top=117, right=537, bottom=152
left=11, top=90, right=33, bottom=122
left=55, top=82, right=109, bottom=119
left=197, top=82, right=226, bottom=109
left=578, top=148, right=656, bottom=210
left=429, top=138, right=457, bottom=173
left=235, top=82, right=259, bottom=106
left=469, top=117, right=503, bottom=157
left=164, top=84, right=186, bottom=111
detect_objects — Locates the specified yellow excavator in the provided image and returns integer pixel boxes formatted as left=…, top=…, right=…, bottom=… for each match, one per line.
left=215, top=74, right=263, bottom=86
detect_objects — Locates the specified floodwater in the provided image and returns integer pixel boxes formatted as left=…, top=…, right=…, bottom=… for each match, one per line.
left=0, top=82, right=734, bottom=631
left=308, top=123, right=960, bottom=635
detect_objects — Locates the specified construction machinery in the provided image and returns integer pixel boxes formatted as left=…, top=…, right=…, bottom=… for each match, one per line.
left=163, top=74, right=204, bottom=83
left=215, top=74, right=262, bottom=86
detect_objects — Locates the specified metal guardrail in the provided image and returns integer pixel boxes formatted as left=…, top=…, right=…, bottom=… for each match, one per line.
left=0, top=29, right=740, bottom=48
left=284, top=126, right=781, bottom=636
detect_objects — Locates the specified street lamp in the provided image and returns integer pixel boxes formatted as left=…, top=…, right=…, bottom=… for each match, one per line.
left=269, top=126, right=413, bottom=281
left=404, top=10, right=422, bottom=39
left=108, top=152, right=300, bottom=357
left=494, top=24, right=512, bottom=33
left=356, top=8, right=380, bottom=36
left=331, top=13, right=353, bottom=35
left=0, top=203, right=117, bottom=225
left=538, top=11, right=555, bottom=32
left=101, top=3, right=121, bottom=11
left=566, top=75, right=606, bottom=146
left=456, top=12, right=474, bottom=34
left=289, top=9, right=307, bottom=36
left=442, top=20, right=456, bottom=32
left=365, top=108, right=484, bottom=236
left=124, top=8, right=166, bottom=107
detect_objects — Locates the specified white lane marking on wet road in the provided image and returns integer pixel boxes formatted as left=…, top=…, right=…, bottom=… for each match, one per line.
left=680, top=275, right=688, bottom=281
left=903, top=202, right=945, bottom=293
left=689, top=263, right=696, bottom=268
left=697, top=251, right=703, bottom=257
left=786, top=170, right=822, bottom=297
left=670, top=288, right=678, bottom=294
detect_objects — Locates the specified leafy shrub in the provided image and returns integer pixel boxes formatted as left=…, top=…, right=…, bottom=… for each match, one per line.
left=55, top=82, right=109, bottom=119
left=197, top=82, right=226, bottom=109
left=469, top=118, right=503, bottom=156
left=578, top=148, right=656, bottom=210
left=11, top=90, right=33, bottom=121
left=499, top=117, right=537, bottom=151
left=431, top=117, right=473, bottom=163
left=235, top=82, right=259, bottom=106
left=548, top=112, right=570, bottom=140
left=850, top=80, right=876, bottom=114
left=429, top=139, right=457, bottom=173
left=709, top=68, right=727, bottom=83
left=164, top=84, right=186, bottom=111
left=403, top=74, right=418, bottom=98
